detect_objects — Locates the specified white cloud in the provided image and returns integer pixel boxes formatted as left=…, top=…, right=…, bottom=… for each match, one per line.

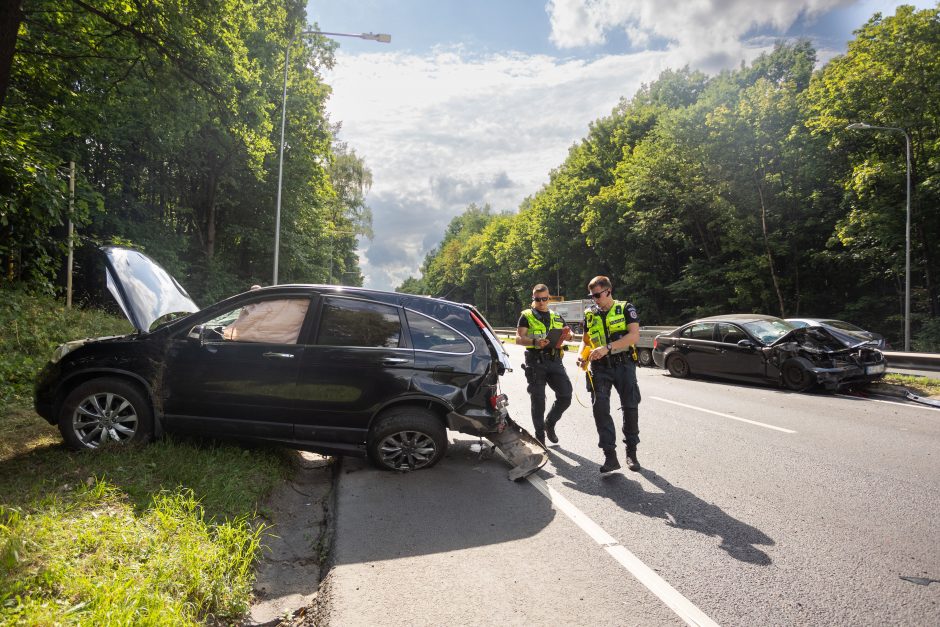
left=546, top=0, right=854, bottom=70
left=325, top=47, right=681, bottom=289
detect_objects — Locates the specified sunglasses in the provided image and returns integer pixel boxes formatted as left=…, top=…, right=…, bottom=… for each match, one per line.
left=589, top=289, right=609, bottom=299
left=533, top=296, right=550, bottom=302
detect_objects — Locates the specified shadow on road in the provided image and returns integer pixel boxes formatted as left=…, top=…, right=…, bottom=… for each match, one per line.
left=548, top=446, right=774, bottom=565
left=330, top=439, right=556, bottom=565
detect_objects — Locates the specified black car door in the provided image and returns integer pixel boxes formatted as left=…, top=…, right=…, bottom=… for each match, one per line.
left=711, top=322, right=767, bottom=381
left=675, top=322, right=719, bottom=371
left=293, top=296, right=414, bottom=448
left=160, top=295, right=312, bottom=439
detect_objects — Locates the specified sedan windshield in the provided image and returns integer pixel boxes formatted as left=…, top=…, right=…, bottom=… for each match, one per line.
left=741, top=319, right=794, bottom=345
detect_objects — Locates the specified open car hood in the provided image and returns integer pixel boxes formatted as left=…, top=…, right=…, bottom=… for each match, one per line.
left=103, top=246, right=199, bottom=332
left=772, top=325, right=872, bottom=352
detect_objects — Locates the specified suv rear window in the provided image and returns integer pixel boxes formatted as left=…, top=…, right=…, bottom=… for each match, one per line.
left=317, top=297, right=402, bottom=348
left=406, top=310, right=473, bottom=353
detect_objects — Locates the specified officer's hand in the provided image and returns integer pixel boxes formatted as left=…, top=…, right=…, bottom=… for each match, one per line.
left=589, top=347, right=606, bottom=361
left=537, top=338, right=550, bottom=349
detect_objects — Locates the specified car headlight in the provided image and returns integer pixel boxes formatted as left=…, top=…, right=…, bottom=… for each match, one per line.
left=50, top=339, right=90, bottom=364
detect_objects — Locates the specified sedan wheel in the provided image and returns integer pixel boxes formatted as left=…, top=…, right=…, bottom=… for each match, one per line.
left=781, top=359, right=815, bottom=392
left=368, top=407, right=447, bottom=471
left=637, top=348, right=653, bottom=367
left=666, top=354, right=690, bottom=378
left=59, top=378, right=153, bottom=450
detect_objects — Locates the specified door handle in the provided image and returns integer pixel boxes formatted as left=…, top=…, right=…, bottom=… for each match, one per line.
left=382, top=357, right=408, bottom=364
left=263, top=352, right=295, bottom=359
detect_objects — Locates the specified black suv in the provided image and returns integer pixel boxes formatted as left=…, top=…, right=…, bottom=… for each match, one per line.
left=35, top=247, right=543, bottom=474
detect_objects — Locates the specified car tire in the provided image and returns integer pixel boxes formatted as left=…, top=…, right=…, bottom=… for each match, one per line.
left=637, top=348, right=653, bottom=368
left=666, top=354, right=690, bottom=378
left=781, top=359, right=815, bottom=392
left=58, top=378, right=154, bottom=450
left=367, top=407, right=447, bottom=471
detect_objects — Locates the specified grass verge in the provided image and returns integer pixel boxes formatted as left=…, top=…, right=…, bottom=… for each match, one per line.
left=0, top=288, right=295, bottom=624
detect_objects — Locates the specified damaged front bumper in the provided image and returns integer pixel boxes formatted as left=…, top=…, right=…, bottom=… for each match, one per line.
left=808, top=361, right=887, bottom=391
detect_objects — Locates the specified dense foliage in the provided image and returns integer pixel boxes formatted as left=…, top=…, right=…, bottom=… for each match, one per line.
left=1, top=0, right=370, bottom=303
left=399, top=6, right=940, bottom=349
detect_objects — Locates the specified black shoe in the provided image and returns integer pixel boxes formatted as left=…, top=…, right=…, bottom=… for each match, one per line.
left=626, top=450, right=641, bottom=472
left=600, top=449, right=620, bottom=473
left=545, top=420, right=558, bottom=444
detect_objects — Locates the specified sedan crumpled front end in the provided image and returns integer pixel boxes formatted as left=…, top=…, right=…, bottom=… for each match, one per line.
left=769, top=326, right=887, bottom=390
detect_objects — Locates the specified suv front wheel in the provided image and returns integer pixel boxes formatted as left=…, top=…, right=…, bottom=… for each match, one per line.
left=367, top=407, right=447, bottom=471
left=58, top=377, right=153, bottom=450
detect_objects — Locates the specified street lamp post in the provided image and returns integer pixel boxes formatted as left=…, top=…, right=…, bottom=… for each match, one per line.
left=273, top=29, right=390, bottom=285
left=846, top=122, right=912, bottom=352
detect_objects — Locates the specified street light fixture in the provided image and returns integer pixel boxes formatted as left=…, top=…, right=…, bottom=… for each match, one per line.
left=273, top=29, right=390, bottom=285
left=846, top=122, right=912, bottom=352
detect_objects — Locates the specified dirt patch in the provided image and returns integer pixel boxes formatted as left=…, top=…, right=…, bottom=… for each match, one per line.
left=246, top=451, right=335, bottom=626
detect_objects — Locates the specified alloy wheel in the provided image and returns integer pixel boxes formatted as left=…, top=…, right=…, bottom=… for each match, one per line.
left=71, top=392, right=139, bottom=448
left=378, top=430, right=437, bottom=470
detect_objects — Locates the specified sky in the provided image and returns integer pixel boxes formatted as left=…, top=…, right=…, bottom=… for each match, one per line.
left=305, top=0, right=935, bottom=291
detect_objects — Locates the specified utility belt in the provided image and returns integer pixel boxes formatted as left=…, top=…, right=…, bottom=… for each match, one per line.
left=592, top=351, right=634, bottom=369
left=525, top=348, right=563, bottom=363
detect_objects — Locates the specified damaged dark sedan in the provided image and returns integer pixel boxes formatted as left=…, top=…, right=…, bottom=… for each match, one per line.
left=651, top=314, right=887, bottom=392
left=35, top=247, right=546, bottom=477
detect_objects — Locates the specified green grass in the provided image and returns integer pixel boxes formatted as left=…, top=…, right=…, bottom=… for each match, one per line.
left=0, top=288, right=296, bottom=625
left=883, top=373, right=940, bottom=397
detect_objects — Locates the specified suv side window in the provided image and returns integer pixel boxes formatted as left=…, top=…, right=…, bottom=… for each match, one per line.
left=406, top=309, right=473, bottom=353
left=681, top=322, right=715, bottom=340
left=200, top=298, right=310, bottom=344
left=317, top=297, right=402, bottom=348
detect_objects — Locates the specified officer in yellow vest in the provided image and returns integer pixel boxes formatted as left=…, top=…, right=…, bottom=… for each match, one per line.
left=580, top=275, right=642, bottom=473
left=515, top=284, right=572, bottom=446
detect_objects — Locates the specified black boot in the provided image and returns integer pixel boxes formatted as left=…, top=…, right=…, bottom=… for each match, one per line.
left=535, top=431, right=546, bottom=446
left=626, top=447, right=641, bottom=472
left=545, top=419, right=558, bottom=444
left=600, top=448, right=620, bottom=473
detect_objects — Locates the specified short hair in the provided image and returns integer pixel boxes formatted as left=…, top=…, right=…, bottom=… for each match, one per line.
left=588, top=276, right=611, bottom=291
left=532, top=283, right=549, bottom=294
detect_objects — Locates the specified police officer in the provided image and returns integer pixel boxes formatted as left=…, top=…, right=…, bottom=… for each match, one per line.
left=580, top=276, right=642, bottom=473
left=515, top=284, right=572, bottom=446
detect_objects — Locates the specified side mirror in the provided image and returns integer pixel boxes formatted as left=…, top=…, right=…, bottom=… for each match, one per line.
left=737, top=339, right=756, bottom=349
left=187, top=324, right=204, bottom=341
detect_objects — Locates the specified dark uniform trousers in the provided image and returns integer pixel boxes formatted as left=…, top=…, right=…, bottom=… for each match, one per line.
left=523, top=350, right=572, bottom=436
left=589, top=356, right=641, bottom=450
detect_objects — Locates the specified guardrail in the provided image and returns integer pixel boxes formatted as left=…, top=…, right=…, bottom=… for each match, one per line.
left=492, top=328, right=940, bottom=372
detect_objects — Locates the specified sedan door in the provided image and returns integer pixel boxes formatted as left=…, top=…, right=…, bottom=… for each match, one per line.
left=293, top=296, right=414, bottom=449
left=710, top=322, right=768, bottom=381
left=674, top=322, right=720, bottom=372
left=161, top=296, right=312, bottom=439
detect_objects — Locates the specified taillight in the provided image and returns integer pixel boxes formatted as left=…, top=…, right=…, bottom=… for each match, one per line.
left=653, top=338, right=658, bottom=349
left=490, top=393, right=508, bottom=410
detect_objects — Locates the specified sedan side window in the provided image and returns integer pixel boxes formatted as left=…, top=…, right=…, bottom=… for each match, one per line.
left=405, top=310, right=473, bottom=353
left=717, top=323, right=747, bottom=344
left=681, top=323, right=716, bottom=340
left=204, top=298, right=310, bottom=344
left=317, top=298, right=402, bottom=348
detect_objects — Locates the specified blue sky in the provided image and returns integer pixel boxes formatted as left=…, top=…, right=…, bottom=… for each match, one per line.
left=304, top=0, right=935, bottom=290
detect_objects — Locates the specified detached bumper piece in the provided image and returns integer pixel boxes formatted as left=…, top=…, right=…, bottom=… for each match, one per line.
left=486, top=416, right=548, bottom=481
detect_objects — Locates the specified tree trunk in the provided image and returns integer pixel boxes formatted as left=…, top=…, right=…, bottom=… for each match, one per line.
left=0, top=0, right=23, bottom=110
left=756, top=179, right=786, bottom=317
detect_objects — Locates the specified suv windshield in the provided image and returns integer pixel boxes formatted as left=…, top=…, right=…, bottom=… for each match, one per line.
left=741, top=319, right=794, bottom=345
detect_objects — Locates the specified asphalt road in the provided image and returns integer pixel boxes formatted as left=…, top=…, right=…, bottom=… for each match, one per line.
left=323, top=344, right=940, bottom=626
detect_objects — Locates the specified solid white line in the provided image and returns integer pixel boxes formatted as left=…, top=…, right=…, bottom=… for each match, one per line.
left=527, top=474, right=720, bottom=627
left=650, top=396, right=796, bottom=434
left=836, top=394, right=940, bottom=412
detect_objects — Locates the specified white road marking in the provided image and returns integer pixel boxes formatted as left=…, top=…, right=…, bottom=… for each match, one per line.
left=649, top=396, right=796, bottom=434
left=836, top=394, right=940, bottom=412
left=528, top=474, right=720, bottom=627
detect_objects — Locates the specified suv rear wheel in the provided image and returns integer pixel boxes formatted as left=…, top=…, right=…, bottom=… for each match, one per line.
left=367, top=407, right=447, bottom=471
left=58, top=378, right=153, bottom=450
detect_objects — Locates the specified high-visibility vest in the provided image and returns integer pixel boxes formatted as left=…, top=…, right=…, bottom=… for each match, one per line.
left=584, top=301, right=630, bottom=348
left=520, top=308, right=564, bottom=350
